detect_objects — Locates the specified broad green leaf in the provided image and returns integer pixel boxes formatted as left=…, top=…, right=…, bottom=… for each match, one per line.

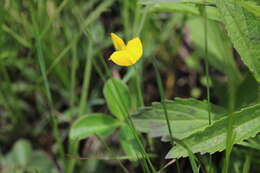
left=216, top=0, right=260, bottom=83
left=69, top=113, right=121, bottom=140
left=139, top=1, right=221, bottom=22
left=132, top=98, right=227, bottom=140
left=119, top=125, right=140, bottom=161
left=103, top=78, right=131, bottom=120
left=166, top=104, right=260, bottom=158
left=187, top=17, right=242, bottom=85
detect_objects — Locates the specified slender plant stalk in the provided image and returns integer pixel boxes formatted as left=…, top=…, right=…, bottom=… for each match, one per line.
left=132, top=2, right=150, bottom=109
left=153, top=60, right=183, bottom=173
left=223, top=84, right=236, bottom=173
left=122, top=0, right=130, bottom=40
left=96, top=135, right=129, bottom=173
left=136, top=6, right=149, bottom=37
left=152, top=61, right=174, bottom=146
left=67, top=41, right=93, bottom=173
left=203, top=3, right=213, bottom=173
left=109, top=74, right=156, bottom=173
left=242, top=154, right=251, bottom=173
left=79, top=41, right=93, bottom=115
left=35, top=30, right=65, bottom=162
left=66, top=38, right=79, bottom=173
left=69, top=41, right=78, bottom=109
left=134, top=65, right=144, bottom=107
left=40, top=0, right=70, bottom=39
left=203, top=3, right=212, bottom=126
left=28, top=1, right=65, bottom=165
left=66, top=139, right=79, bottom=173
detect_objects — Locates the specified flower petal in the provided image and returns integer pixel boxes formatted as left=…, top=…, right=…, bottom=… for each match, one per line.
left=111, top=33, right=126, bottom=50
left=110, top=50, right=135, bottom=66
left=126, top=37, right=143, bottom=63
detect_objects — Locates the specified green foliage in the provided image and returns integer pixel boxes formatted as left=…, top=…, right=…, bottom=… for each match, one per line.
left=187, top=17, right=241, bottom=85
left=235, top=74, right=259, bottom=108
left=2, top=0, right=260, bottom=172
left=139, top=0, right=221, bottom=21
left=237, top=0, right=260, bottom=17
left=216, top=0, right=260, bottom=83
left=119, top=125, right=140, bottom=161
left=0, top=139, right=58, bottom=173
left=103, top=78, right=131, bottom=121
left=132, top=98, right=227, bottom=140
left=69, top=113, right=121, bottom=140
left=166, top=104, right=260, bottom=158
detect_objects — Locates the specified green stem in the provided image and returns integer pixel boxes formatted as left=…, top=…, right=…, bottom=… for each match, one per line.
left=223, top=84, right=236, bottom=173
left=79, top=41, right=93, bottom=115
left=202, top=4, right=213, bottom=173
left=134, top=65, right=144, bottom=107
left=153, top=60, right=182, bottom=173
left=203, top=4, right=212, bottom=126
left=96, top=135, right=129, bottom=173
left=30, top=1, right=65, bottom=165
left=109, top=74, right=156, bottom=173
left=66, top=140, right=79, bottom=173
left=35, top=34, right=65, bottom=162
left=69, top=41, right=78, bottom=109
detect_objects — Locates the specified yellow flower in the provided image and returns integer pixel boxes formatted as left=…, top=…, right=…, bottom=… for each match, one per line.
left=109, top=33, right=143, bottom=66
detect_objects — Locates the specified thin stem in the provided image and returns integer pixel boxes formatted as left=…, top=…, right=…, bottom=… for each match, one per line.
left=66, top=140, right=79, bottom=173
left=153, top=60, right=181, bottom=173
left=134, top=65, right=144, bottom=107
left=108, top=73, right=156, bottom=173
left=79, top=41, right=93, bottom=115
left=152, top=61, right=173, bottom=145
left=223, top=84, right=236, bottom=173
left=69, top=40, right=78, bottom=109
left=203, top=5, right=212, bottom=126
left=35, top=34, right=65, bottom=162
left=203, top=3, right=212, bottom=173
left=96, top=135, right=129, bottom=173
left=136, top=6, right=149, bottom=37
left=30, top=1, right=65, bottom=165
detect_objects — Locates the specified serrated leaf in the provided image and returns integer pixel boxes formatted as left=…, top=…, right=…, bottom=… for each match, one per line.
left=166, top=104, right=260, bottom=158
left=139, top=1, right=220, bottom=22
left=216, top=0, right=260, bottom=82
left=103, top=78, right=131, bottom=121
left=132, top=98, right=227, bottom=140
left=69, top=113, right=121, bottom=140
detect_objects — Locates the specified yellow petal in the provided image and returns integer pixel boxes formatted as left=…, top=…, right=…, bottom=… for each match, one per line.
left=109, top=50, right=135, bottom=66
left=111, top=33, right=126, bottom=50
left=125, top=37, right=143, bottom=63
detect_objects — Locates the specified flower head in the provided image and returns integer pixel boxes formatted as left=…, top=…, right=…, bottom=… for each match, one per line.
left=109, top=33, right=143, bottom=66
